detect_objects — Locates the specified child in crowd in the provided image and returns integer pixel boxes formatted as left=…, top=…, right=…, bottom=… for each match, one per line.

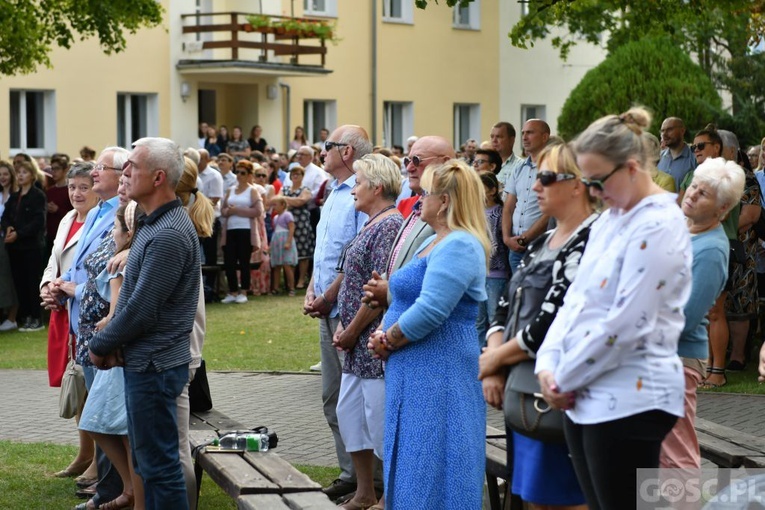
left=269, top=196, right=297, bottom=296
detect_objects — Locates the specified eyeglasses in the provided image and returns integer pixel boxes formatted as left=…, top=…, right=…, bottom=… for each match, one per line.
left=691, top=142, right=710, bottom=152
left=536, top=171, right=577, bottom=187
left=580, top=164, right=624, bottom=192
left=254, top=173, right=267, bottom=178
left=234, top=170, right=249, bottom=176
left=95, top=163, right=123, bottom=172
left=403, top=155, right=439, bottom=168
left=325, top=141, right=349, bottom=151
left=473, top=159, right=489, bottom=166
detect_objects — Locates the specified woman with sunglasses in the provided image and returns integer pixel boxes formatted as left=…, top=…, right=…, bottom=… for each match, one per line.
left=479, top=142, right=596, bottom=509
left=535, top=107, right=692, bottom=509
left=220, top=160, right=263, bottom=303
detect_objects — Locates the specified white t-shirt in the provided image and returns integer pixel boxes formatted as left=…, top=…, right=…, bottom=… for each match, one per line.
left=198, top=167, right=224, bottom=217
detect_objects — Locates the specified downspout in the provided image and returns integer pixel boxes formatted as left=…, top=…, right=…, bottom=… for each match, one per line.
left=279, top=81, right=290, bottom=152
left=371, top=0, right=378, bottom=144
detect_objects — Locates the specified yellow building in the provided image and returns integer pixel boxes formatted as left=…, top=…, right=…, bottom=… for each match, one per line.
left=0, top=0, right=500, bottom=158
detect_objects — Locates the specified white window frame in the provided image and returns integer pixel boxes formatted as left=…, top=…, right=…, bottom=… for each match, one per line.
left=382, top=101, right=414, bottom=148
left=304, top=0, right=337, bottom=18
left=117, top=93, right=159, bottom=148
left=383, top=0, right=414, bottom=24
left=304, top=99, right=337, bottom=144
left=9, top=89, right=56, bottom=157
left=453, top=103, right=481, bottom=150
left=453, top=0, right=480, bottom=30
left=521, top=104, right=547, bottom=124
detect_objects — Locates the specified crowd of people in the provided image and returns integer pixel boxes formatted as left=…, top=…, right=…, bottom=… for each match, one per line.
left=3, top=110, right=765, bottom=510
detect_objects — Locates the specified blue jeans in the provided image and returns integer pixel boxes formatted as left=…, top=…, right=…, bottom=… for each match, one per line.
left=509, top=250, right=524, bottom=273
left=477, top=277, right=508, bottom=348
left=125, top=364, right=190, bottom=510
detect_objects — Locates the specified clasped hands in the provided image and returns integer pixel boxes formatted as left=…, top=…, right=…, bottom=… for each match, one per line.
left=89, top=349, right=125, bottom=370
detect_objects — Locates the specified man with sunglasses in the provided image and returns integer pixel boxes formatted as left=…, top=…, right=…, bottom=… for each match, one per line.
left=502, top=119, right=551, bottom=272
left=303, top=125, right=373, bottom=502
left=658, top=117, right=696, bottom=190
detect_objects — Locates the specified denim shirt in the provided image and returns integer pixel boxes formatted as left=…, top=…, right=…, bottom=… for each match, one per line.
left=313, top=175, right=367, bottom=317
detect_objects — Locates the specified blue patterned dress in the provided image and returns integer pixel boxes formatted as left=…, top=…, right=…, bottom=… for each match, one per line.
left=382, top=231, right=487, bottom=510
left=76, top=234, right=114, bottom=367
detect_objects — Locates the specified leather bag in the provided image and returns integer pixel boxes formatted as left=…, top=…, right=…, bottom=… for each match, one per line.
left=59, top=336, right=86, bottom=419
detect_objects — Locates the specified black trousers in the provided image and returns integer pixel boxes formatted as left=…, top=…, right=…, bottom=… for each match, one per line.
left=200, top=217, right=220, bottom=266
left=7, top=246, right=43, bottom=321
left=564, top=410, right=678, bottom=510
left=223, top=229, right=251, bottom=293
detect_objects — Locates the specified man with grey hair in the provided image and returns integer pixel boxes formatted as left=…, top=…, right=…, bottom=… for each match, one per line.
left=658, top=117, right=696, bottom=190
left=89, top=137, right=200, bottom=510
left=303, top=125, right=372, bottom=502
left=462, top=138, right=478, bottom=165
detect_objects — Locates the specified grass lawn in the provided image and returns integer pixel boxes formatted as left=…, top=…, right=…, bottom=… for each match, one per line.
left=0, top=440, right=339, bottom=510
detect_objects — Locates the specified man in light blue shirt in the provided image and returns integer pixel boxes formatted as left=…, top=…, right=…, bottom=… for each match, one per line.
left=658, top=117, right=696, bottom=190
left=502, top=119, right=551, bottom=271
left=303, top=125, right=371, bottom=501
left=492, top=121, right=524, bottom=196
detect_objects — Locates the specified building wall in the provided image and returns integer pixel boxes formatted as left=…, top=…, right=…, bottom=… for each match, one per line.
left=0, top=1, right=172, bottom=158
left=498, top=1, right=606, bottom=140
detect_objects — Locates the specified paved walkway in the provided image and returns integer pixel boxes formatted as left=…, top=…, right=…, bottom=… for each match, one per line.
left=2, top=369, right=765, bottom=468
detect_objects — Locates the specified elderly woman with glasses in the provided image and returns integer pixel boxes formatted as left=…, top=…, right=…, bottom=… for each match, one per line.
left=220, top=160, right=263, bottom=303
left=479, top=142, right=597, bottom=509
left=534, top=107, right=692, bottom=509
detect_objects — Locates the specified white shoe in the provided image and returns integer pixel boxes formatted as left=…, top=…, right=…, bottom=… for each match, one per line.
left=310, top=361, right=322, bottom=372
left=0, top=319, right=17, bottom=332
left=235, top=294, right=248, bottom=304
left=221, top=294, right=237, bottom=304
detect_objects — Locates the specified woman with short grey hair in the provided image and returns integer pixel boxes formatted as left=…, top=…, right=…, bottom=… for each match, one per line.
left=352, top=153, right=403, bottom=202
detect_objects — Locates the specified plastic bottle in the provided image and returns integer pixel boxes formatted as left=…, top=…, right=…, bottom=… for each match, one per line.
left=216, top=432, right=270, bottom=452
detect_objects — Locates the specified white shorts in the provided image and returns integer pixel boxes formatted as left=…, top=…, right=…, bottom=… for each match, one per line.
left=336, top=373, right=385, bottom=458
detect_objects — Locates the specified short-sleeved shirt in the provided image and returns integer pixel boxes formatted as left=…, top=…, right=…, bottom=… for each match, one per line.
left=658, top=145, right=697, bottom=191
left=198, top=167, right=224, bottom=217
left=496, top=153, right=524, bottom=196
left=506, top=157, right=542, bottom=236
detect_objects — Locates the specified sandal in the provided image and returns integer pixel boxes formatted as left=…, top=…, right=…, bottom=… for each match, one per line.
left=54, top=458, right=92, bottom=478
left=700, top=367, right=727, bottom=389
left=99, top=492, right=134, bottom=510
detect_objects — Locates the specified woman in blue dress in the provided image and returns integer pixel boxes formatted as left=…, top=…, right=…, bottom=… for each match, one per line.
left=369, top=160, right=490, bottom=510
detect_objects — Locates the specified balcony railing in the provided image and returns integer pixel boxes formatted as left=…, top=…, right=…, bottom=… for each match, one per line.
left=180, top=12, right=329, bottom=68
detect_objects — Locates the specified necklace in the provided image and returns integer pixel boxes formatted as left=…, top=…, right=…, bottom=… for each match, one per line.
left=363, top=204, right=396, bottom=228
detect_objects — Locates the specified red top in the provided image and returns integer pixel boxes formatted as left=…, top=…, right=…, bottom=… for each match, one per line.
left=46, top=186, right=73, bottom=241
left=272, top=179, right=282, bottom=195
left=65, top=219, right=84, bottom=247
left=397, top=196, right=419, bottom=218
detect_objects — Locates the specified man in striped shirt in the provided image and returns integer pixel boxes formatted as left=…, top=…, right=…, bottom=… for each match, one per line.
left=89, top=137, right=199, bottom=510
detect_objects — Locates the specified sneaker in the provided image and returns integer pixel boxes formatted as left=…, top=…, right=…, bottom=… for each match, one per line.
left=0, top=319, right=17, bottom=332
left=235, top=294, right=248, bottom=304
left=25, top=319, right=44, bottom=332
left=322, top=478, right=356, bottom=502
left=221, top=294, right=237, bottom=304
left=17, top=318, right=32, bottom=332
left=310, top=361, right=322, bottom=372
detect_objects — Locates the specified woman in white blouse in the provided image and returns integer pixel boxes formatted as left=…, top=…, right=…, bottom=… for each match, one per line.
left=535, top=107, right=693, bottom=510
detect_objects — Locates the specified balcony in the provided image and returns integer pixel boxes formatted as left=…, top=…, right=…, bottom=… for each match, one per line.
left=178, top=12, right=333, bottom=78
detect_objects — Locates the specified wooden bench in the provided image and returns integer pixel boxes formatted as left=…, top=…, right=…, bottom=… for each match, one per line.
left=696, top=416, right=765, bottom=489
left=189, top=408, right=335, bottom=509
left=485, top=425, right=523, bottom=510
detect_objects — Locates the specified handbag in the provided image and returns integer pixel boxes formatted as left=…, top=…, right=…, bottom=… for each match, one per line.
left=59, top=335, right=86, bottom=419
left=502, top=236, right=566, bottom=443
left=189, top=359, right=213, bottom=412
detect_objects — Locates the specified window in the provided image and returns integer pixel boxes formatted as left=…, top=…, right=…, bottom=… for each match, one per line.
left=304, top=0, right=337, bottom=17
left=453, top=104, right=481, bottom=149
left=453, top=0, right=480, bottom=30
left=9, top=90, right=56, bottom=155
left=521, top=104, right=546, bottom=123
left=117, top=93, right=159, bottom=148
left=383, top=0, right=413, bottom=24
left=304, top=100, right=337, bottom=143
left=383, top=101, right=414, bottom=148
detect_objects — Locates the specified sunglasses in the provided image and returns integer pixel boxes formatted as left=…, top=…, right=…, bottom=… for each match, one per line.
left=403, top=155, right=439, bottom=168
left=325, top=141, right=349, bottom=151
left=254, top=173, right=267, bottom=178
left=580, top=164, right=624, bottom=192
left=234, top=170, right=249, bottom=176
left=473, top=159, right=490, bottom=166
left=691, top=142, right=712, bottom=152
left=536, top=170, right=576, bottom=187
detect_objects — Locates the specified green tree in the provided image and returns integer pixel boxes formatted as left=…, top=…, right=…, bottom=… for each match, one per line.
left=557, top=38, right=722, bottom=140
left=0, top=0, right=164, bottom=76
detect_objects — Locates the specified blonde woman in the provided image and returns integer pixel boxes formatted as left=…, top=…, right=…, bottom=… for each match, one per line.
left=368, top=160, right=490, bottom=510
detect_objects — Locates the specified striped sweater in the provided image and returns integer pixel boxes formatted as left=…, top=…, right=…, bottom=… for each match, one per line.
left=89, top=199, right=200, bottom=372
